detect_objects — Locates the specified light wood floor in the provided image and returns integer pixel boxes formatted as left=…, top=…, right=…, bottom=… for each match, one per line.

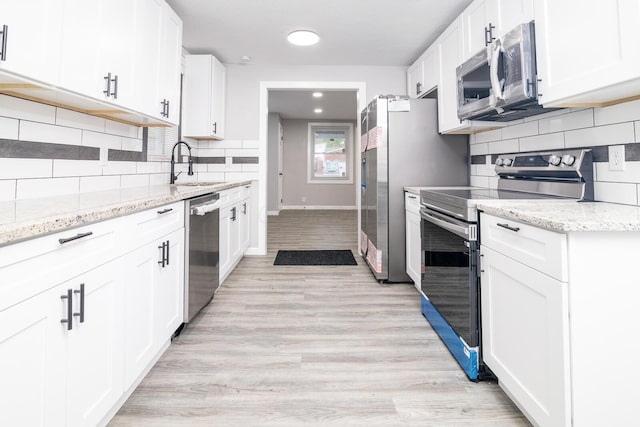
left=110, top=210, right=530, bottom=426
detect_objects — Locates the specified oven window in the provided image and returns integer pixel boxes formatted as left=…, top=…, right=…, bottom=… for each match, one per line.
left=421, top=219, right=478, bottom=347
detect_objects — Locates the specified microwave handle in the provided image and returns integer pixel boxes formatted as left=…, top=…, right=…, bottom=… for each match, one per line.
left=490, top=41, right=504, bottom=101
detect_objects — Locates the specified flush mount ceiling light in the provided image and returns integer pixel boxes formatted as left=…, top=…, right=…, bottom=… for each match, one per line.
left=312, top=92, right=323, bottom=98
left=287, top=30, right=320, bottom=46
left=314, top=108, right=323, bottom=113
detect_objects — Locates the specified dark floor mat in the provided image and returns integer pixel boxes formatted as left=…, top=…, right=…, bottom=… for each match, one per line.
left=273, top=250, right=357, bottom=266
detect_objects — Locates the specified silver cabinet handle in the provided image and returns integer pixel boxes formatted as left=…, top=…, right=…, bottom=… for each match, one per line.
left=60, top=289, right=73, bottom=330
left=0, top=25, right=7, bottom=61
left=58, top=231, right=93, bottom=245
left=73, top=283, right=85, bottom=323
left=497, top=223, right=520, bottom=232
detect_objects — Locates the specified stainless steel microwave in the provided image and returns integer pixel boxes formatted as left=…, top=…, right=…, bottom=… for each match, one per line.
left=456, top=21, right=555, bottom=122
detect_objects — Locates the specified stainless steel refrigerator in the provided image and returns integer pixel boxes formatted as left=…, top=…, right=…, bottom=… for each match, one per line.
left=360, top=95, right=468, bottom=282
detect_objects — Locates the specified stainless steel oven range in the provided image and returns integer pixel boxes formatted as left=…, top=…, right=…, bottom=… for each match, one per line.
left=419, top=149, right=593, bottom=381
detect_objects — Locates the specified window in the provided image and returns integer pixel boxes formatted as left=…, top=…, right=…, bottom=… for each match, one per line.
left=307, top=123, right=353, bottom=184
left=146, top=125, right=178, bottom=160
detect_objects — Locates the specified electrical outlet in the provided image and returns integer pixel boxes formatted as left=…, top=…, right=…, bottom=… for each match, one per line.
left=609, top=145, right=625, bottom=171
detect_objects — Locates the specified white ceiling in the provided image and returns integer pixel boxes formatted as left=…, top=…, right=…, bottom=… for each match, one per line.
left=166, top=0, right=473, bottom=66
left=268, top=90, right=357, bottom=120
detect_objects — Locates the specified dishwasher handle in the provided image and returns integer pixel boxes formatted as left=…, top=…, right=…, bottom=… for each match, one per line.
left=191, top=201, right=219, bottom=216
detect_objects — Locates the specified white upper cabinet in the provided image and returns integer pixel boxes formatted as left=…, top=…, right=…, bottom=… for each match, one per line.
left=535, top=0, right=640, bottom=107
left=157, top=2, right=183, bottom=124
left=0, top=0, right=62, bottom=85
left=407, top=59, right=424, bottom=98
left=133, top=0, right=164, bottom=121
left=462, top=0, right=534, bottom=61
left=407, top=44, right=439, bottom=99
left=182, top=54, right=226, bottom=139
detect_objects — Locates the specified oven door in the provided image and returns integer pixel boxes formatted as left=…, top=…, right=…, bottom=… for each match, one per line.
left=420, top=207, right=479, bottom=347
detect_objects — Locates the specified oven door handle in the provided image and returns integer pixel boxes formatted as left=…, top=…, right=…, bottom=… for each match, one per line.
left=420, top=208, right=470, bottom=240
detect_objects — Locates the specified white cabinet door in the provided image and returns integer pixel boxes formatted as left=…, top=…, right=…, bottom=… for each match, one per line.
left=182, top=55, right=226, bottom=139
left=133, top=0, right=164, bottom=121
left=481, top=246, right=571, bottom=427
left=405, top=203, right=421, bottom=288
left=157, top=1, right=183, bottom=124
left=421, top=45, right=439, bottom=96
left=65, top=260, right=124, bottom=427
left=407, top=59, right=424, bottom=98
left=239, top=198, right=250, bottom=252
left=154, top=228, right=184, bottom=343
left=438, top=16, right=466, bottom=133
left=535, top=0, right=640, bottom=106
left=462, top=0, right=490, bottom=60
left=229, top=204, right=242, bottom=265
left=0, top=0, right=62, bottom=85
left=0, top=284, right=66, bottom=427
left=494, top=0, right=533, bottom=37
left=123, top=242, right=158, bottom=389
left=218, top=204, right=232, bottom=282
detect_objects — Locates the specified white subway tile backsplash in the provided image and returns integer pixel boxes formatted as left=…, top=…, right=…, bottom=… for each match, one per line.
left=475, top=164, right=496, bottom=177
left=242, top=139, right=260, bottom=149
left=53, top=159, right=102, bottom=177
left=473, top=128, right=502, bottom=143
left=197, top=148, right=226, bottom=157
left=224, top=172, right=259, bottom=181
left=0, top=158, right=52, bottom=179
left=241, top=163, right=259, bottom=172
left=501, top=121, right=538, bottom=139
left=519, top=132, right=565, bottom=152
left=17, top=177, right=79, bottom=199
left=105, top=120, right=139, bottom=138
left=136, top=161, right=164, bottom=174
left=79, top=175, right=121, bottom=193
left=0, top=95, right=56, bottom=124
left=523, top=108, right=568, bottom=123
left=470, top=175, right=490, bottom=188
left=121, top=137, right=143, bottom=152
left=594, top=181, right=638, bottom=205
left=565, top=122, right=635, bottom=148
left=149, top=173, right=169, bottom=186
left=595, top=162, right=640, bottom=184
left=488, top=138, right=518, bottom=154
left=19, top=121, right=82, bottom=145
left=207, top=163, right=227, bottom=172
left=488, top=176, right=499, bottom=189
left=208, top=139, right=242, bottom=149
left=121, top=174, right=149, bottom=188
left=594, top=99, right=640, bottom=126
left=82, top=130, right=122, bottom=149
left=197, top=172, right=225, bottom=182
left=102, top=161, right=137, bottom=176
left=0, top=117, right=19, bottom=139
left=0, top=180, right=16, bottom=201
left=538, top=109, right=593, bottom=134
left=56, top=109, right=105, bottom=133
left=470, top=143, right=488, bottom=156
left=226, top=148, right=259, bottom=157
left=635, top=121, right=640, bottom=142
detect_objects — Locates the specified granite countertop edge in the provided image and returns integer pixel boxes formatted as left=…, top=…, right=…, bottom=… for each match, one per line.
left=476, top=200, right=640, bottom=233
left=0, top=181, right=252, bottom=247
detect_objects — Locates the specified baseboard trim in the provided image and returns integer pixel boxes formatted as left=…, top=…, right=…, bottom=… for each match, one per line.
left=267, top=210, right=280, bottom=216
left=282, top=205, right=357, bottom=210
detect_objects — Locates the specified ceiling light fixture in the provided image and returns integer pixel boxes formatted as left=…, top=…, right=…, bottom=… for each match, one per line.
left=314, top=108, right=323, bottom=113
left=312, top=92, right=323, bottom=98
left=287, top=30, right=320, bottom=46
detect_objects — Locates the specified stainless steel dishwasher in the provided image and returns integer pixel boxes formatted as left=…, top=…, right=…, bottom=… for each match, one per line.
left=184, top=192, right=220, bottom=322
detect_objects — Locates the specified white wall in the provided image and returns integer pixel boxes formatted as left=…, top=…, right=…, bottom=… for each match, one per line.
left=469, top=100, right=640, bottom=206
left=281, top=119, right=357, bottom=208
left=225, top=64, right=406, bottom=140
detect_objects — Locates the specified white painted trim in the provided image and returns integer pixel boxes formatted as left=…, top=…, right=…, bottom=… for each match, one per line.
left=267, top=210, right=280, bottom=216
left=259, top=81, right=367, bottom=256
left=282, top=205, right=357, bottom=210
left=307, top=122, right=354, bottom=184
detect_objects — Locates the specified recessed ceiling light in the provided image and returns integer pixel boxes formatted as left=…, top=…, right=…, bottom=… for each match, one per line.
left=312, top=92, right=323, bottom=98
left=314, top=108, right=323, bottom=113
left=240, top=55, right=252, bottom=62
left=287, top=30, right=320, bottom=46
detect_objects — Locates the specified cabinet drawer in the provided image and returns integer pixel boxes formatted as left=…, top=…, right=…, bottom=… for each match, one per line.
left=0, top=218, right=122, bottom=312
left=127, top=201, right=184, bottom=251
left=405, top=192, right=420, bottom=214
left=480, top=213, right=567, bottom=281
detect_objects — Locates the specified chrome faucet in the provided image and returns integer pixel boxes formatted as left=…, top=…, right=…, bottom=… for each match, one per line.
left=170, top=141, right=194, bottom=184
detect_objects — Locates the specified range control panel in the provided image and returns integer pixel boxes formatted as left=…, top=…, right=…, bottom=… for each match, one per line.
left=495, top=149, right=590, bottom=173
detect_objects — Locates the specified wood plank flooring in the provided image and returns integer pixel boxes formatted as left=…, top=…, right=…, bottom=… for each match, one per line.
left=109, top=210, right=530, bottom=426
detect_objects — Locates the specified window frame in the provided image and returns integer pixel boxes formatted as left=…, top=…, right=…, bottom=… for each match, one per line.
left=306, top=122, right=354, bottom=184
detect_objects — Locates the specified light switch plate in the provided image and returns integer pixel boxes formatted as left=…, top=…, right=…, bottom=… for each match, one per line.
left=608, top=145, right=625, bottom=171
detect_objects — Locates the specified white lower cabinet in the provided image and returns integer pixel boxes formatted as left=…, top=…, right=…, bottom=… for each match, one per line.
left=219, top=184, right=252, bottom=284
left=480, top=245, right=570, bottom=427
left=404, top=192, right=421, bottom=288
left=0, top=259, right=124, bottom=427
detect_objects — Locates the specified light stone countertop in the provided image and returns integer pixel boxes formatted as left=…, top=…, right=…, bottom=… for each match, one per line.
left=476, top=200, right=640, bottom=233
left=0, top=181, right=252, bottom=247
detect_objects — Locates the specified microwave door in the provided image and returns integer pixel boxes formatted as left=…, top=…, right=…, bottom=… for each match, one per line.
left=456, top=49, right=495, bottom=120
left=501, top=22, right=537, bottom=104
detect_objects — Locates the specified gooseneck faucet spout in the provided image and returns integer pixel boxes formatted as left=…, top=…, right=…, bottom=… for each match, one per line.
left=170, top=141, right=194, bottom=184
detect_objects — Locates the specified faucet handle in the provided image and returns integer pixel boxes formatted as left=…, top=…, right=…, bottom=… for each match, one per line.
left=188, top=158, right=194, bottom=176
